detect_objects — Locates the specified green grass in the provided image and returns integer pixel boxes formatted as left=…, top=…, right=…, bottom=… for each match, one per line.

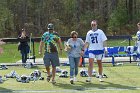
left=0, top=42, right=67, bottom=63
left=0, top=63, right=140, bottom=93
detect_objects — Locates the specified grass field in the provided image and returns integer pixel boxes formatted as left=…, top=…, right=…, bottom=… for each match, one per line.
left=0, top=63, right=140, bottom=93
left=0, top=42, right=67, bottom=63
left=0, top=39, right=140, bottom=93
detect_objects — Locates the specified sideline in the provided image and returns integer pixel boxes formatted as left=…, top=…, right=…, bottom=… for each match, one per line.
left=0, top=87, right=140, bottom=93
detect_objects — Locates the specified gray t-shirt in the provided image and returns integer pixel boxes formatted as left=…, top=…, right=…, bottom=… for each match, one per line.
left=67, top=38, right=84, bottom=57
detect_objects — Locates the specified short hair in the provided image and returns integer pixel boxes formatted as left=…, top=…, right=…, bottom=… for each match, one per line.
left=21, top=28, right=25, bottom=31
left=91, top=20, right=98, bottom=24
left=70, top=31, right=78, bottom=37
left=137, top=22, right=140, bottom=26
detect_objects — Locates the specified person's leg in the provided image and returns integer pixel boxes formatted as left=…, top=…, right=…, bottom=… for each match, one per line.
left=45, top=66, right=52, bottom=82
left=43, top=53, right=51, bottom=82
left=21, top=53, right=25, bottom=63
left=74, top=57, right=80, bottom=77
left=45, top=66, right=51, bottom=76
left=86, top=53, right=94, bottom=82
left=74, top=57, right=80, bottom=82
left=50, top=53, right=60, bottom=84
left=69, top=57, right=75, bottom=84
left=51, top=66, right=56, bottom=81
left=69, top=57, right=75, bottom=78
left=97, top=60, right=103, bottom=82
left=82, top=56, right=86, bottom=67
left=24, top=46, right=29, bottom=63
left=88, top=58, right=93, bottom=76
left=21, top=50, right=26, bottom=65
left=97, top=60, right=103, bottom=75
left=24, top=53, right=27, bottom=63
left=137, top=46, right=140, bottom=66
left=97, top=54, right=103, bottom=82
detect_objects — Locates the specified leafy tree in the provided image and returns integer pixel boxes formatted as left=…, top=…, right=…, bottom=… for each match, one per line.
left=108, top=1, right=129, bottom=35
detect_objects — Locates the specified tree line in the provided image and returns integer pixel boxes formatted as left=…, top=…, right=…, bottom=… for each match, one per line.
left=0, top=0, right=140, bottom=37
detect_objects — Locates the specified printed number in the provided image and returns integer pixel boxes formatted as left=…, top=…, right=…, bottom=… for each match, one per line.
left=91, top=37, right=98, bottom=43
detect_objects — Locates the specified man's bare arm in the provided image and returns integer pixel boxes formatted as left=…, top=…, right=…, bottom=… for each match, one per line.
left=39, top=41, right=44, bottom=54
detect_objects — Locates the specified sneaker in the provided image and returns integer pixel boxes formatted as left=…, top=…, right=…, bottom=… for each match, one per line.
left=99, top=78, right=104, bottom=82
left=70, top=78, right=74, bottom=84
left=74, top=77, right=77, bottom=82
left=51, top=80, right=56, bottom=84
left=47, top=76, right=51, bottom=82
left=86, top=77, right=91, bottom=82
left=99, top=75, right=104, bottom=82
left=86, top=79, right=91, bottom=82
left=137, top=62, right=140, bottom=66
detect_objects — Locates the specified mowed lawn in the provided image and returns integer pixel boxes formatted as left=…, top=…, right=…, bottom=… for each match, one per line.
left=0, top=63, right=140, bottom=93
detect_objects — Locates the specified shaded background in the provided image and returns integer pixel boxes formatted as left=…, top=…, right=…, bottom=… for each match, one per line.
left=0, top=0, right=140, bottom=37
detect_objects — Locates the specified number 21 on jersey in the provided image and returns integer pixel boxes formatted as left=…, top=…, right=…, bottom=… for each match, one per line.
left=91, top=36, right=98, bottom=43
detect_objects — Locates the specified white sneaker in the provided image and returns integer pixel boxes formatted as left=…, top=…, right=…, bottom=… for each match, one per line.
left=137, top=62, right=140, bottom=66
left=74, top=77, right=77, bottom=82
left=99, top=75, right=104, bottom=82
left=86, top=77, right=91, bottom=82
left=70, top=78, right=74, bottom=84
left=99, top=78, right=104, bottom=82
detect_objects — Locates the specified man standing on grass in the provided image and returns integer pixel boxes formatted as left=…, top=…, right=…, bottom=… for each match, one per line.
left=84, top=20, right=107, bottom=82
left=39, top=23, right=62, bottom=84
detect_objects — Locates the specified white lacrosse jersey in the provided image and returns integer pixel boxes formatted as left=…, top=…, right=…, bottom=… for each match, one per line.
left=136, top=31, right=140, bottom=53
left=136, top=31, right=140, bottom=41
left=85, top=29, right=107, bottom=51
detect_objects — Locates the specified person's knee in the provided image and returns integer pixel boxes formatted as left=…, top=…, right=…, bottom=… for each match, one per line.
left=89, top=61, right=93, bottom=66
left=52, top=66, right=56, bottom=70
left=45, top=66, right=50, bottom=69
left=70, top=67, right=74, bottom=71
left=97, top=60, right=102, bottom=63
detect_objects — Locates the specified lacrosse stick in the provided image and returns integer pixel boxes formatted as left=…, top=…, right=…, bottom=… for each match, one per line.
left=29, top=33, right=32, bottom=60
left=25, top=33, right=32, bottom=68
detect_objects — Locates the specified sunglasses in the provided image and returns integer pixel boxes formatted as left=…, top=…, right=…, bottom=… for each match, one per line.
left=73, top=37, right=77, bottom=38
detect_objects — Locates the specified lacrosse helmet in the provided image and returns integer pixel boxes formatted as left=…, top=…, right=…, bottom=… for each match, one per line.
left=30, top=70, right=41, bottom=77
left=21, top=75, right=30, bottom=83
left=59, top=70, right=68, bottom=78
left=80, top=69, right=88, bottom=77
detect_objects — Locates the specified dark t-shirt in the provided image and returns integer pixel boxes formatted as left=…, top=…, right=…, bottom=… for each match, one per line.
left=18, top=35, right=29, bottom=50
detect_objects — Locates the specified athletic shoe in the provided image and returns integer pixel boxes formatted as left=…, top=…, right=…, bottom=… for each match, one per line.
left=70, top=78, right=74, bottom=84
left=74, top=77, right=77, bottom=82
left=86, top=77, right=91, bottom=82
left=51, top=80, right=56, bottom=84
left=99, top=75, right=104, bottom=82
left=137, top=62, right=140, bottom=66
left=47, top=76, right=51, bottom=82
left=99, top=78, right=104, bottom=82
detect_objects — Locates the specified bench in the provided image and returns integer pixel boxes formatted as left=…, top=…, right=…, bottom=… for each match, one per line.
left=84, top=46, right=138, bottom=66
left=105, top=46, right=138, bottom=66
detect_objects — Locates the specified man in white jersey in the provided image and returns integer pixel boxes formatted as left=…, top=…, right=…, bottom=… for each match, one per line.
left=136, top=22, right=140, bottom=66
left=84, top=20, right=107, bottom=82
